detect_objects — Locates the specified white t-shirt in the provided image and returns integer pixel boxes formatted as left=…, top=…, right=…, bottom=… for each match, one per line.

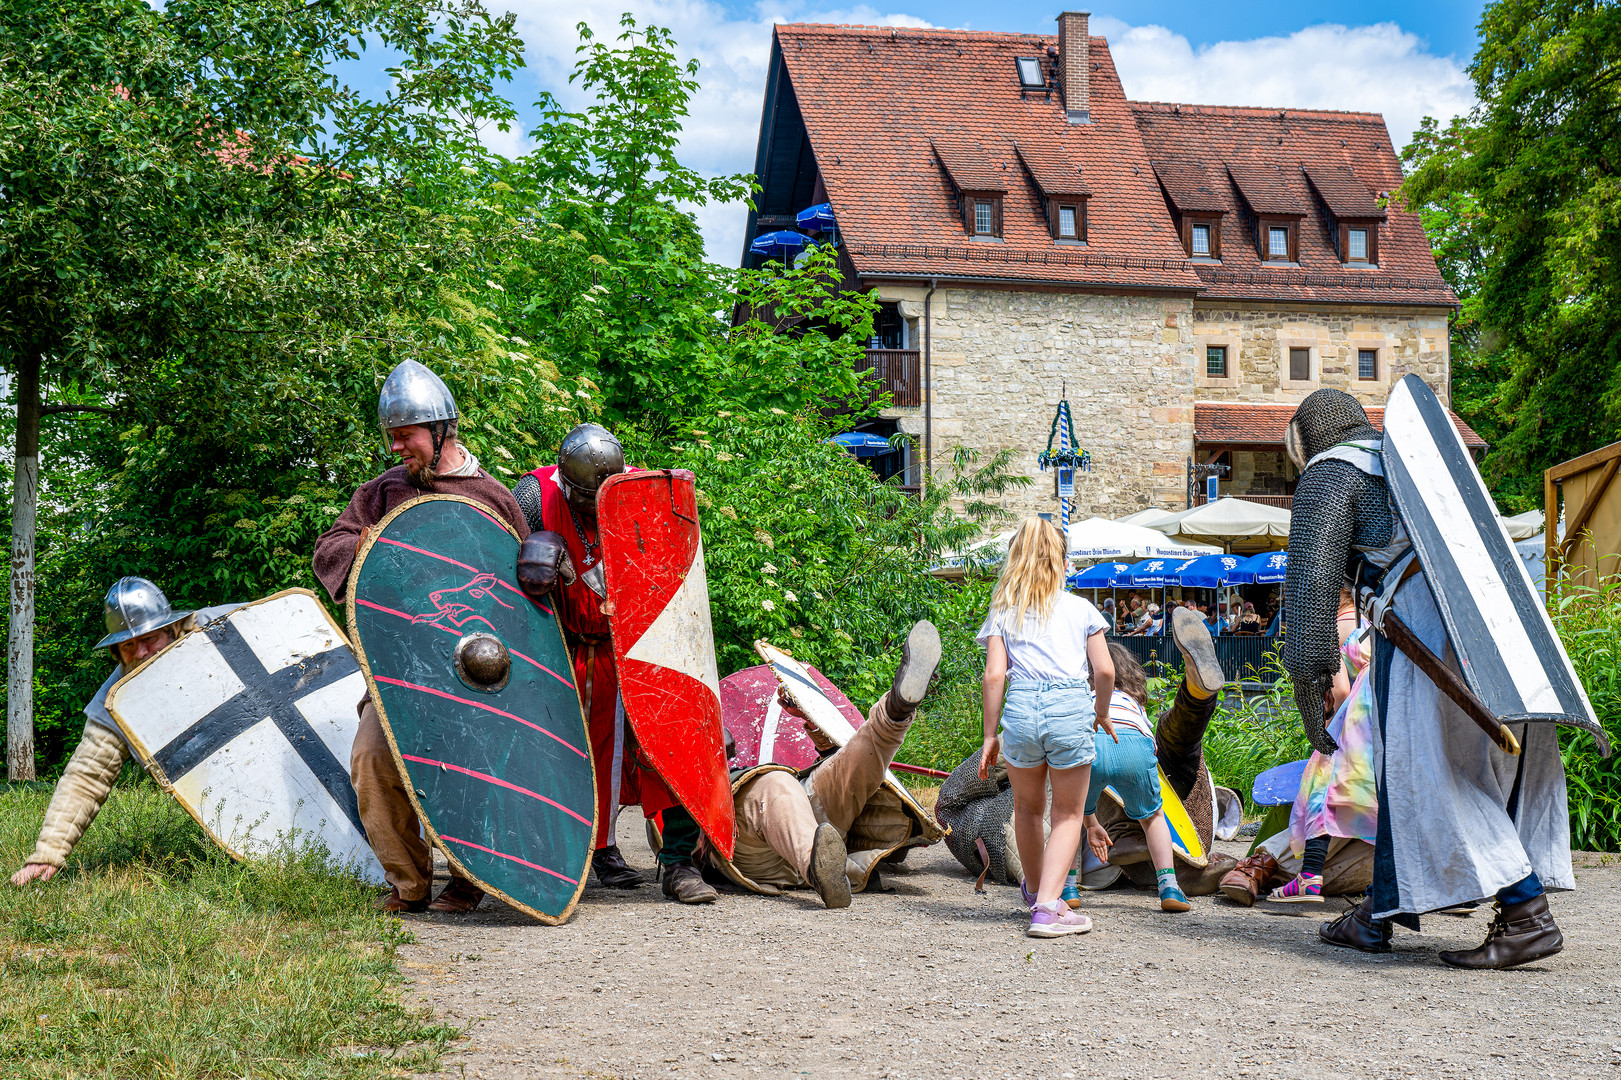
left=976, top=593, right=1109, bottom=683
left=1107, top=695, right=1156, bottom=740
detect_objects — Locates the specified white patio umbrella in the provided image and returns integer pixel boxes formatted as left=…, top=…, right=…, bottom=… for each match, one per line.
left=1150, top=497, right=1291, bottom=541
left=1065, top=516, right=1219, bottom=560
left=1116, top=507, right=1183, bottom=529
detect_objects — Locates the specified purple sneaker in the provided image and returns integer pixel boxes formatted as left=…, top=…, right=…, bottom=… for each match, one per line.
left=1020, top=879, right=1037, bottom=908
left=1027, top=902, right=1093, bottom=938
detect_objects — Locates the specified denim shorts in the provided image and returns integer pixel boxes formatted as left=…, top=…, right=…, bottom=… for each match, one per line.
left=999, top=680, right=1097, bottom=770
left=1084, top=727, right=1163, bottom=820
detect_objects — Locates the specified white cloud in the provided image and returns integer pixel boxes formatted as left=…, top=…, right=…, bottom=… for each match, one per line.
left=1093, top=17, right=1474, bottom=157
left=500, top=6, right=1472, bottom=263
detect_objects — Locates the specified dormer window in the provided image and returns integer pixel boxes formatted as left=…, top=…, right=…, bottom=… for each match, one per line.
left=1058, top=205, right=1078, bottom=239
left=1257, top=216, right=1299, bottom=262
left=1013, top=142, right=1090, bottom=246
left=1338, top=222, right=1378, bottom=265
left=1181, top=216, right=1221, bottom=259
left=1303, top=165, right=1386, bottom=268
left=1192, top=223, right=1210, bottom=255
left=969, top=197, right=1002, bottom=238
left=1348, top=228, right=1367, bottom=260
left=1016, top=56, right=1044, bottom=88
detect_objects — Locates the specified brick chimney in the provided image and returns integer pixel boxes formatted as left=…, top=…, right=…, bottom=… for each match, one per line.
left=1057, top=11, right=1091, bottom=125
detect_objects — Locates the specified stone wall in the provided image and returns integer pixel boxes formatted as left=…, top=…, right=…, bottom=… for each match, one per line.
left=1190, top=302, right=1453, bottom=406
left=876, top=284, right=1198, bottom=522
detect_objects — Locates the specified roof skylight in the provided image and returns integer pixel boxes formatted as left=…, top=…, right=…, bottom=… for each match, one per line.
left=1015, top=56, right=1044, bottom=88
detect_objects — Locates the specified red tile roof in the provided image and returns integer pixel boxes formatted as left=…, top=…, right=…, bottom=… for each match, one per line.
left=766, top=24, right=1455, bottom=307
left=1131, top=103, right=1455, bottom=305
left=773, top=25, right=1203, bottom=291
left=1195, top=402, right=1486, bottom=449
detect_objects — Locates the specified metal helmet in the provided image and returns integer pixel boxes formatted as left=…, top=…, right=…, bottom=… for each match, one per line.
left=1285, top=389, right=1380, bottom=472
left=378, top=359, right=458, bottom=440
left=94, top=577, right=192, bottom=650
left=556, top=423, right=625, bottom=502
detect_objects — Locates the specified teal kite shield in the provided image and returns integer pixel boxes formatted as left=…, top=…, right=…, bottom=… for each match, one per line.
left=347, top=494, right=595, bottom=923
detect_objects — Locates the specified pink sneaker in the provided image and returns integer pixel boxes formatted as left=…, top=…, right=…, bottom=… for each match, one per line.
left=1019, top=879, right=1037, bottom=908
left=1027, top=901, right=1093, bottom=938
left=1267, top=873, right=1323, bottom=904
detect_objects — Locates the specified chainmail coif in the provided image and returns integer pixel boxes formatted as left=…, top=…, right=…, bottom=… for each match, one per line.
left=512, top=473, right=545, bottom=533
left=1282, top=391, right=1393, bottom=755
left=935, top=753, right=1019, bottom=886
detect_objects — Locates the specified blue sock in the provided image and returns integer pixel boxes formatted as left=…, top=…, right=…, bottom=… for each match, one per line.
left=1156, top=868, right=1178, bottom=894
left=1496, top=871, right=1543, bottom=908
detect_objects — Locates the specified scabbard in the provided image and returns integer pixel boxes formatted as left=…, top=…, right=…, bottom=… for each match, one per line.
left=1381, top=612, right=1521, bottom=756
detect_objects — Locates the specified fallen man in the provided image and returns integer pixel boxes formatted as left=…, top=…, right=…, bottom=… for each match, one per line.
left=704, top=621, right=945, bottom=908
left=10, top=578, right=239, bottom=885
left=937, top=607, right=1238, bottom=896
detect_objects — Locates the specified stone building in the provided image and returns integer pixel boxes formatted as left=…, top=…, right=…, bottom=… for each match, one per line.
left=743, top=13, right=1478, bottom=521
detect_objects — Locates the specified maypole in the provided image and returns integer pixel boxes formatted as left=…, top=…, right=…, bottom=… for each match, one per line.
left=1039, top=395, right=1090, bottom=534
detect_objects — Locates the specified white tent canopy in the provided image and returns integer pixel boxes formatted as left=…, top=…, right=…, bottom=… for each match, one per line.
left=1149, top=497, right=1291, bottom=541
left=1499, top=509, right=1545, bottom=541
left=1116, top=507, right=1183, bottom=529
left=1065, top=516, right=1219, bottom=560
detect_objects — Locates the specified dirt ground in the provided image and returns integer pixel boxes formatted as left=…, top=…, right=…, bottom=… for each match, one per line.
left=402, top=816, right=1621, bottom=1080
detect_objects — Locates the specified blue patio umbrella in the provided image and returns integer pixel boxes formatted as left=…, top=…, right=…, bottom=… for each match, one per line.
left=1068, top=561, right=1132, bottom=589
left=796, top=203, right=838, bottom=233
left=750, top=230, right=811, bottom=264
left=831, top=431, right=894, bottom=457
left=1175, top=554, right=1244, bottom=588
left=1120, top=557, right=1197, bottom=587
left=1229, top=549, right=1289, bottom=584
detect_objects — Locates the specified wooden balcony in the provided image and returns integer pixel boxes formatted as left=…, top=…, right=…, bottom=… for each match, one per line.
left=854, top=349, right=921, bottom=408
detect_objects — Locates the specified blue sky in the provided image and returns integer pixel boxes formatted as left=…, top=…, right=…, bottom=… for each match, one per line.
left=364, top=1, right=1489, bottom=261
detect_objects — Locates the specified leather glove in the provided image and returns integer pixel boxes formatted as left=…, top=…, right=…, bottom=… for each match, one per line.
left=516, top=531, right=576, bottom=602
left=1295, top=673, right=1340, bottom=756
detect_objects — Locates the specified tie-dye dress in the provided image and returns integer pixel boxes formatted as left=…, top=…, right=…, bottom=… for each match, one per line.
left=1290, top=624, right=1378, bottom=854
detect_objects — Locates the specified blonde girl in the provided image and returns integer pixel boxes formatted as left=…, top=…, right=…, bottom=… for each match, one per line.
left=978, top=516, right=1116, bottom=938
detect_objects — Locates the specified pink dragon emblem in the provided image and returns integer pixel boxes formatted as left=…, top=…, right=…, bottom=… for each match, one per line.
left=412, top=572, right=514, bottom=632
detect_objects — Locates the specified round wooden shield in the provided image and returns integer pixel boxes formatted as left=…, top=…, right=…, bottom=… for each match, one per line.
left=347, top=495, right=595, bottom=924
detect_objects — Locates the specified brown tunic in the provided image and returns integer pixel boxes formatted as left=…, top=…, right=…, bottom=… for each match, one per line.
left=312, top=464, right=531, bottom=602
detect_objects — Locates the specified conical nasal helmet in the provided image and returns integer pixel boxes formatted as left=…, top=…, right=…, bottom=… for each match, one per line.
left=94, top=577, right=192, bottom=650
left=377, top=359, right=458, bottom=451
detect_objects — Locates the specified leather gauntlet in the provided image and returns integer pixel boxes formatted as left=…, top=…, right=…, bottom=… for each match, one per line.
left=516, top=530, right=576, bottom=602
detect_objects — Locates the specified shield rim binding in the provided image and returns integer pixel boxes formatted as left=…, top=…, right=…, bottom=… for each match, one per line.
left=106, top=587, right=384, bottom=880
left=346, top=493, right=596, bottom=925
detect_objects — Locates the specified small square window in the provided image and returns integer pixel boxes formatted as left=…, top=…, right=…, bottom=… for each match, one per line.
left=1058, top=205, right=1077, bottom=238
left=1269, top=226, right=1290, bottom=259
left=1289, top=347, right=1311, bottom=382
left=1191, top=223, right=1210, bottom=256
left=1359, top=349, right=1378, bottom=380
left=974, top=200, right=995, bottom=235
left=1206, top=346, right=1228, bottom=378
left=1348, top=228, right=1368, bottom=261
left=1015, top=57, right=1044, bottom=88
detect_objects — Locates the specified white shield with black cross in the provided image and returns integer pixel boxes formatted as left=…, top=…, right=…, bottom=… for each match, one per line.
left=106, top=588, right=386, bottom=883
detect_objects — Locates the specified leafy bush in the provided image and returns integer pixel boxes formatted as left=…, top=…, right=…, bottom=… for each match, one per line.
left=1549, top=576, right=1621, bottom=852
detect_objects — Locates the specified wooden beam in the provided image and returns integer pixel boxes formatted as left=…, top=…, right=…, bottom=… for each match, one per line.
left=1545, top=462, right=1559, bottom=574
left=1547, top=439, right=1621, bottom=483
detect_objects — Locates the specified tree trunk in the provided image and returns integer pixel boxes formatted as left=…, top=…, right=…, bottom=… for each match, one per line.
left=8, top=355, right=39, bottom=781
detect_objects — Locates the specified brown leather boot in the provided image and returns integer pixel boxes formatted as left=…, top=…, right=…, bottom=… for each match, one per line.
left=1219, top=850, right=1281, bottom=907
left=1439, top=894, right=1563, bottom=970
left=805, top=822, right=852, bottom=909
left=1320, top=896, right=1393, bottom=953
left=428, top=877, right=484, bottom=913
left=591, top=844, right=646, bottom=889
left=377, top=887, right=428, bottom=914
left=660, top=860, right=718, bottom=904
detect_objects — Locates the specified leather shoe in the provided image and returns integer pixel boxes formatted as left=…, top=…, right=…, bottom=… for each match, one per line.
left=377, top=887, right=428, bottom=914
left=660, top=860, right=718, bottom=904
left=591, top=844, right=646, bottom=889
left=1320, top=896, right=1393, bottom=953
left=1219, top=850, right=1282, bottom=907
left=889, top=620, right=941, bottom=713
left=805, top=822, right=851, bottom=909
left=1439, top=893, right=1563, bottom=970
left=428, top=877, right=484, bottom=913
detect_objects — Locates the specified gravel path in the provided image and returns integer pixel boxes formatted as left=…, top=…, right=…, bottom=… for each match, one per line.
left=403, top=817, right=1621, bottom=1080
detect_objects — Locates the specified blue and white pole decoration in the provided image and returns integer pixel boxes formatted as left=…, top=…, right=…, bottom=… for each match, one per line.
left=1038, top=398, right=1091, bottom=531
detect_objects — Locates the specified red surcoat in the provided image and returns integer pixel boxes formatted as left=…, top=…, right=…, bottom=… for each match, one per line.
left=528, top=465, right=678, bottom=841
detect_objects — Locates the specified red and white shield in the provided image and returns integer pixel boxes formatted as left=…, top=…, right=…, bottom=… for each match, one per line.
left=719, top=661, right=866, bottom=772
left=597, top=470, right=735, bottom=859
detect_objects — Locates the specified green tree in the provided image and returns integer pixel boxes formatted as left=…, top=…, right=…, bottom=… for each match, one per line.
left=1401, top=0, right=1621, bottom=507
left=0, top=0, right=548, bottom=776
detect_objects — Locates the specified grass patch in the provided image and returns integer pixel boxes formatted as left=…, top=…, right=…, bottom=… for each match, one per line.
left=0, top=780, right=454, bottom=1078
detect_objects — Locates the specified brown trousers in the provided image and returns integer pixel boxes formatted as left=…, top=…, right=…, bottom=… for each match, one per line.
left=731, top=691, right=910, bottom=887
left=352, top=700, right=432, bottom=901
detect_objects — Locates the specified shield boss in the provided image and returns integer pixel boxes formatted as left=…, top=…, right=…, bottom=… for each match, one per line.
left=455, top=632, right=511, bottom=692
